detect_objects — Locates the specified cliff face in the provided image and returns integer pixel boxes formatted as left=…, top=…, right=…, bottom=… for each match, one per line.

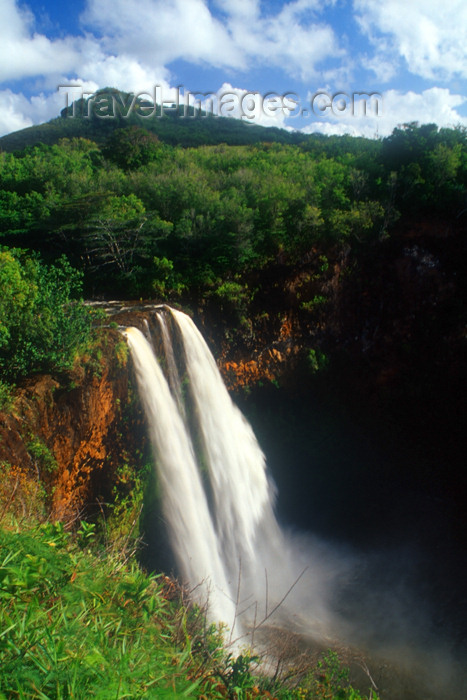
left=0, top=329, right=145, bottom=523
left=200, top=214, right=467, bottom=511
left=205, top=215, right=466, bottom=405
left=1, top=213, right=465, bottom=524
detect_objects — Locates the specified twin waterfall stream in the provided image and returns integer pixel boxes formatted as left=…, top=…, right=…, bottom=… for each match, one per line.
left=122, top=306, right=466, bottom=698
left=123, top=306, right=323, bottom=647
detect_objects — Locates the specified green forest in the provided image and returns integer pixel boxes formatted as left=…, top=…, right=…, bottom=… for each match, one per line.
left=1, top=110, right=466, bottom=380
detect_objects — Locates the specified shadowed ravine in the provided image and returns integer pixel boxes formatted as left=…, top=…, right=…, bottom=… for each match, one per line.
left=124, top=306, right=466, bottom=700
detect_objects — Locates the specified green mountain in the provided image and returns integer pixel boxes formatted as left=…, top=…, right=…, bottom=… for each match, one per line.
left=0, top=87, right=307, bottom=152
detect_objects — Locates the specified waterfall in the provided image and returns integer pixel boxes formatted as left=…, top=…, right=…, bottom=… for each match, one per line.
left=154, top=310, right=185, bottom=418
left=124, top=326, right=236, bottom=627
left=123, top=307, right=466, bottom=700
left=124, top=308, right=325, bottom=642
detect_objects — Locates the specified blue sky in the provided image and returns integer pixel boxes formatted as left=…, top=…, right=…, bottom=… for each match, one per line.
left=0, top=0, right=466, bottom=137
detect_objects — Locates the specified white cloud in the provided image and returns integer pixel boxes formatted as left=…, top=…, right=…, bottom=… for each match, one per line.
left=381, top=88, right=467, bottom=131
left=78, top=54, right=171, bottom=95
left=262, top=17, right=341, bottom=81
left=192, top=82, right=293, bottom=128
left=0, top=0, right=81, bottom=83
left=0, top=0, right=346, bottom=137
left=0, top=0, right=343, bottom=93
left=82, top=0, right=244, bottom=69
left=214, top=0, right=260, bottom=21
left=0, top=0, right=192, bottom=135
left=301, top=120, right=365, bottom=136
left=218, top=0, right=344, bottom=80
left=298, top=87, right=467, bottom=138
left=358, top=45, right=398, bottom=83
left=0, top=0, right=183, bottom=92
left=1, top=0, right=33, bottom=36
left=0, top=91, right=33, bottom=134
left=354, top=0, right=467, bottom=81
left=0, top=88, right=69, bottom=135
left=81, top=0, right=344, bottom=81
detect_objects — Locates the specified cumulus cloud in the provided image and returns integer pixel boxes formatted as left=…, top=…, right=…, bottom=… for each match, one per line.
left=77, top=54, right=171, bottom=95
left=299, top=87, right=467, bottom=138
left=0, top=91, right=33, bottom=134
left=81, top=0, right=343, bottom=81
left=0, top=0, right=81, bottom=83
left=354, top=0, right=467, bottom=81
left=219, top=0, right=343, bottom=81
left=82, top=0, right=244, bottom=69
left=0, top=88, right=70, bottom=135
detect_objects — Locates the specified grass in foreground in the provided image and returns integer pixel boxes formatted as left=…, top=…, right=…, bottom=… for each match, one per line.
left=0, top=520, right=379, bottom=699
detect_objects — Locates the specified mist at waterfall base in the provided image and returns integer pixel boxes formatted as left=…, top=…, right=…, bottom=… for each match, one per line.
left=124, top=308, right=466, bottom=699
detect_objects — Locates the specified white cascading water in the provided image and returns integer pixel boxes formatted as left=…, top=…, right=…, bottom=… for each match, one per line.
left=154, top=310, right=186, bottom=418
left=125, top=308, right=332, bottom=644
left=126, top=308, right=465, bottom=700
left=124, top=325, right=236, bottom=627
left=169, top=310, right=291, bottom=605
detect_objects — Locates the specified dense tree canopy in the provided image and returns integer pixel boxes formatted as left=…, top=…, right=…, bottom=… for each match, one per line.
left=2, top=122, right=464, bottom=301
left=0, top=121, right=466, bottom=381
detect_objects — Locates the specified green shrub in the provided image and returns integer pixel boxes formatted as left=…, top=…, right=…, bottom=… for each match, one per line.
left=114, top=339, right=129, bottom=367
left=0, top=249, right=95, bottom=380
left=27, top=437, right=58, bottom=474
left=0, top=380, right=14, bottom=412
left=307, top=348, right=329, bottom=373
left=152, top=256, right=186, bottom=297
left=214, top=280, right=249, bottom=307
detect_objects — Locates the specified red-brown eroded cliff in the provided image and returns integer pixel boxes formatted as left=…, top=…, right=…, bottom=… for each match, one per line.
left=0, top=330, right=144, bottom=522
